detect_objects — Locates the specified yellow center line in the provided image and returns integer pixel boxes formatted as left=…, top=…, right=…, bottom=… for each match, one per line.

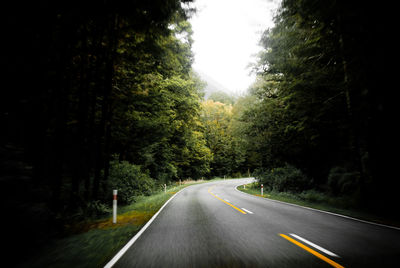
left=279, top=234, right=344, bottom=268
left=208, top=186, right=246, bottom=214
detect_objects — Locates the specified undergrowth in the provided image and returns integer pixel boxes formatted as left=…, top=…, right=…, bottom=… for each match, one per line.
left=238, top=182, right=400, bottom=227
left=20, top=180, right=204, bottom=268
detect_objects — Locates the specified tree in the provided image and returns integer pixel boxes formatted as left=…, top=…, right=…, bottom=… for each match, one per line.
left=1, top=1, right=208, bottom=244
left=200, top=99, right=245, bottom=176
left=241, top=0, right=397, bottom=215
left=208, top=90, right=236, bottom=105
left=111, top=11, right=210, bottom=182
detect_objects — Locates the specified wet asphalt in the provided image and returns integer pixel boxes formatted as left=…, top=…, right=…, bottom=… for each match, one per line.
left=113, top=178, right=400, bottom=267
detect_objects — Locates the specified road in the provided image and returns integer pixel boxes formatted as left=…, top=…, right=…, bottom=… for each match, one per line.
left=110, top=179, right=400, bottom=267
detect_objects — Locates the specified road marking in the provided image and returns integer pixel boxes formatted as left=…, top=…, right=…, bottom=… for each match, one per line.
left=289, top=233, right=339, bottom=257
left=104, top=187, right=186, bottom=268
left=208, top=186, right=246, bottom=214
left=241, top=208, right=254, bottom=214
left=235, top=185, right=400, bottom=231
left=279, top=234, right=345, bottom=268
left=224, top=199, right=230, bottom=202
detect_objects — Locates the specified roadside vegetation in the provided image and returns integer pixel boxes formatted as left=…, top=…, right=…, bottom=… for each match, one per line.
left=2, top=0, right=397, bottom=267
left=238, top=165, right=400, bottom=228
left=204, top=0, right=397, bottom=225
left=21, top=179, right=207, bottom=268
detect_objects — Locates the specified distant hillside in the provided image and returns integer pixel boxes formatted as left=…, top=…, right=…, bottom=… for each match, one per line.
left=194, top=70, right=231, bottom=99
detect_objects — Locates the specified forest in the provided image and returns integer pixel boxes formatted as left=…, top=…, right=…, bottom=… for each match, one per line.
left=1, top=0, right=398, bottom=262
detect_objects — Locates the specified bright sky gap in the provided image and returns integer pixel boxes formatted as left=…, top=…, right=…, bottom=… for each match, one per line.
left=189, top=0, right=281, bottom=95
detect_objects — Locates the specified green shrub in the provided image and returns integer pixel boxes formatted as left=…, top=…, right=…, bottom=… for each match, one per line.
left=328, top=166, right=360, bottom=195
left=299, top=190, right=327, bottom=203
left=108, top=158, right=155, bottom=205
left=231, top=172, right=242, bottom=178
left=256, top=164, right=310, bottom=193
left=85, top=200, right=111, bottom=217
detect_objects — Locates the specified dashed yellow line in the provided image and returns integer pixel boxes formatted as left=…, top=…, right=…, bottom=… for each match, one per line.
left=208, top=186, right=246, bottom=214
left=279, top=234, right=344, bottom=268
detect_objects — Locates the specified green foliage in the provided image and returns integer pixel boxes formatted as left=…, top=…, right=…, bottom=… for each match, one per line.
left=108, top=157, right=155, bottom=205
left=85, top=201, right=112, bottom=218
left=111, top=14, right=211, bottom=182
left=327, top=167, right=360, bottom=196
left=208, top=90, right=236, bottom=105
left=239, top=183, right=366, bottom=220
left=256, top=164, right=310, bottom=193
left=200, top=100, right=246, bottom=176
left=3, top=1, right=397, bottom=264
left=27, top=181, right=205, bottom=268
left=237, top=0, right=394, bottom=210
left=298, top=190, right=327, bottom=204
left=2, top=0, right=207, bottom=221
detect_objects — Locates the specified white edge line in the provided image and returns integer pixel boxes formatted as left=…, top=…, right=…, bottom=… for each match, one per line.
left=234, top=183, right=400, bottom=231
left=104, top=187, right=187, bottom=268
left=241, top=208, right=254, bottom=214
left=224, top=199, right=230, bottom=203
left=289, top=233, right=339, bottom=257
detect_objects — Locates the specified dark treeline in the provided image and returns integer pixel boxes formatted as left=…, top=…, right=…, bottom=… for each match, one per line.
left=1, top=0, right=398, bottom=262
left=237, top=0, right=398, bottom=217
left=1, top=0, right=215, bottom=259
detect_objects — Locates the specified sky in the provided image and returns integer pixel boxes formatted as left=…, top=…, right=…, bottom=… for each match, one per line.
left=189, top=0, right=281, bottom=95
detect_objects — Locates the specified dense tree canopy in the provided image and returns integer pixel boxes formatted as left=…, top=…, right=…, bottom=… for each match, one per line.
left=1, top=1, right=397, bottom=262
left=237, top=0, right=397, bottom=215
left=2, top=0, right=207, bottom=206
left=207, top=90, right=236, bottom=105
left=1, top=0, right=212, bottom=257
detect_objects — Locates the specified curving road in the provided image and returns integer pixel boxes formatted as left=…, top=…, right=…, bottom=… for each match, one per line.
left=110, top=179, right=400, bottom=267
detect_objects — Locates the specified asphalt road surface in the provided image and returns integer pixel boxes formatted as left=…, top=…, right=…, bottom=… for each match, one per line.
left=111, top=179, right=400, bottom=267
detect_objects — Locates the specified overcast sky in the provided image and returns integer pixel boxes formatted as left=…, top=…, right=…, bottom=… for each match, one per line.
left=189, top=0, right=281, bottom=95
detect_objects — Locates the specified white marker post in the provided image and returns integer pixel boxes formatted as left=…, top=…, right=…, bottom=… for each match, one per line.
left=113, top=190, right=118, bottom=224
left=261, top=184, right=263, bottom=196
left=164, top=184, right=166, bottom=193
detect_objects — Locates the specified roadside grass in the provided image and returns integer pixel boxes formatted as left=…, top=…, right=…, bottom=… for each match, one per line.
left=238, top=182, right=400, bottom=228
left=22, top=180, right=210, bottom=268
